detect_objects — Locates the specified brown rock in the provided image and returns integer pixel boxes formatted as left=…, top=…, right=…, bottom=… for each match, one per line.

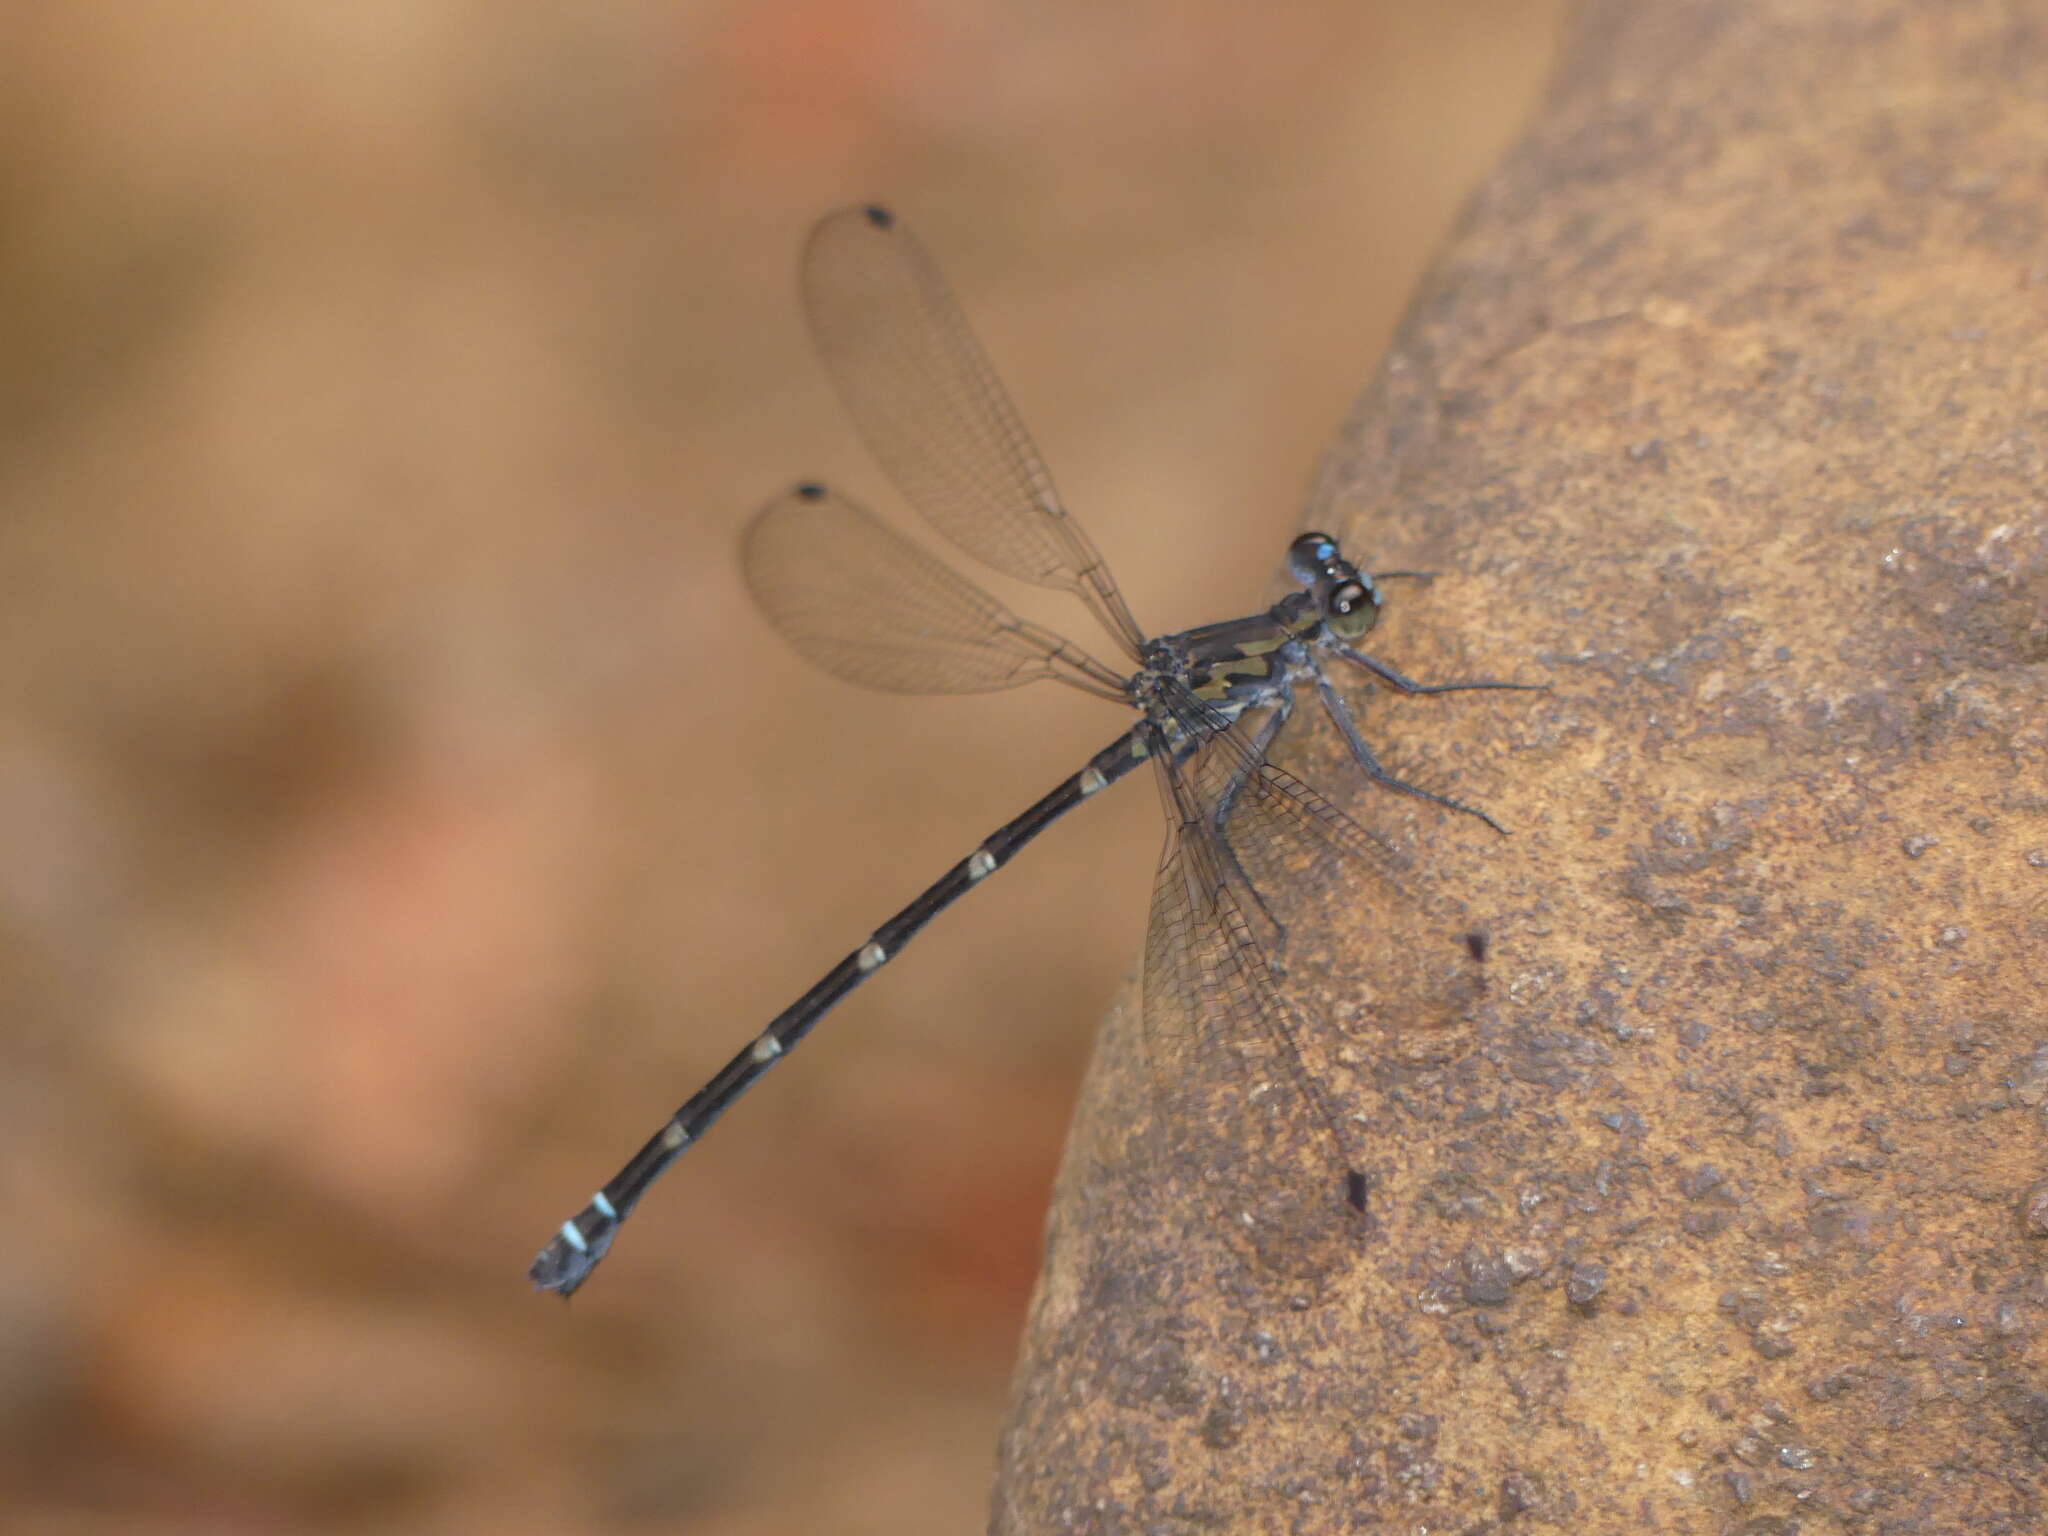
left=993, top=1, right=2048, bottom=1530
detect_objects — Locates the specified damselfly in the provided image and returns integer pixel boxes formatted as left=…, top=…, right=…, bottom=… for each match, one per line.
left=529, top=205, right=1536, bottom=1295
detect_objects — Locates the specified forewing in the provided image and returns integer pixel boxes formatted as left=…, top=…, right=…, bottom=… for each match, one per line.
left=801, top=206, right=1144, bottom=655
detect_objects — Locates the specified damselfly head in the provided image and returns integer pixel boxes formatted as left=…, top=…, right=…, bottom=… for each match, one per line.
left=1287, top=531, right=1381, bottom=641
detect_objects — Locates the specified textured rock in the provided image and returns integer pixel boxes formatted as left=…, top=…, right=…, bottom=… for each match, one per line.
left=994, top=1, right=2048, bottom=1530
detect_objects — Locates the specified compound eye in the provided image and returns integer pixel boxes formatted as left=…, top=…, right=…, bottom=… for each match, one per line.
left=1287, top=531, right=1341, bottom=582
left=1327, top=579, right=1379, bottom=638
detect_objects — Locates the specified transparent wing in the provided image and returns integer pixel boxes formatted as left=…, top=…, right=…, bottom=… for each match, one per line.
left=800, top=205, right=1145, bottom=657
left=1143, top=791, right=1362, bottom=1192
left=1153, top=686, right=1419, bottom=927
left=741, top=484, right=1125, bottom=698
left=1137, top=691, right=1485, bottom=1217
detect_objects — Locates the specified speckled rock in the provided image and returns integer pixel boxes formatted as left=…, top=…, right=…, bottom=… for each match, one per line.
left=994, top=1, right=2048, bottom=1530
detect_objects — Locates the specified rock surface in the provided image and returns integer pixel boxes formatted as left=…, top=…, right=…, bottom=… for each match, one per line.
left=995, top=2, right=2048, bottom=1530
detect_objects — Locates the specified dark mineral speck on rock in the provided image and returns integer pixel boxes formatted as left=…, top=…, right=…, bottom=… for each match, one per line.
left=1464, top=1253, right=1514, bottom=1307
left=2024, top=1185, right=2048, bottom=1237
left=1566, top=1262, right=1607, bottom=1312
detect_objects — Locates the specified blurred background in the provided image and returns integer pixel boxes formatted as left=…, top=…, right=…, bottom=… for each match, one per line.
left=0, top=3, right=1564, bottom=1531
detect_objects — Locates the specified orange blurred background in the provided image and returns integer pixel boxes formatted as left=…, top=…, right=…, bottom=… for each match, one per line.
left=0, top=5, right=1564, bottom=1532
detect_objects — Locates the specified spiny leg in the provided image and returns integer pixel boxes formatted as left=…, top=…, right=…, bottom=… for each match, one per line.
left=1325, top=637, right=1545, bottom=698
left=1204, top=691, right=1287, bottom=829
left=1190, top=697, right=1294, bottom=960
left=1311, top=666, right=1509, bottom=835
